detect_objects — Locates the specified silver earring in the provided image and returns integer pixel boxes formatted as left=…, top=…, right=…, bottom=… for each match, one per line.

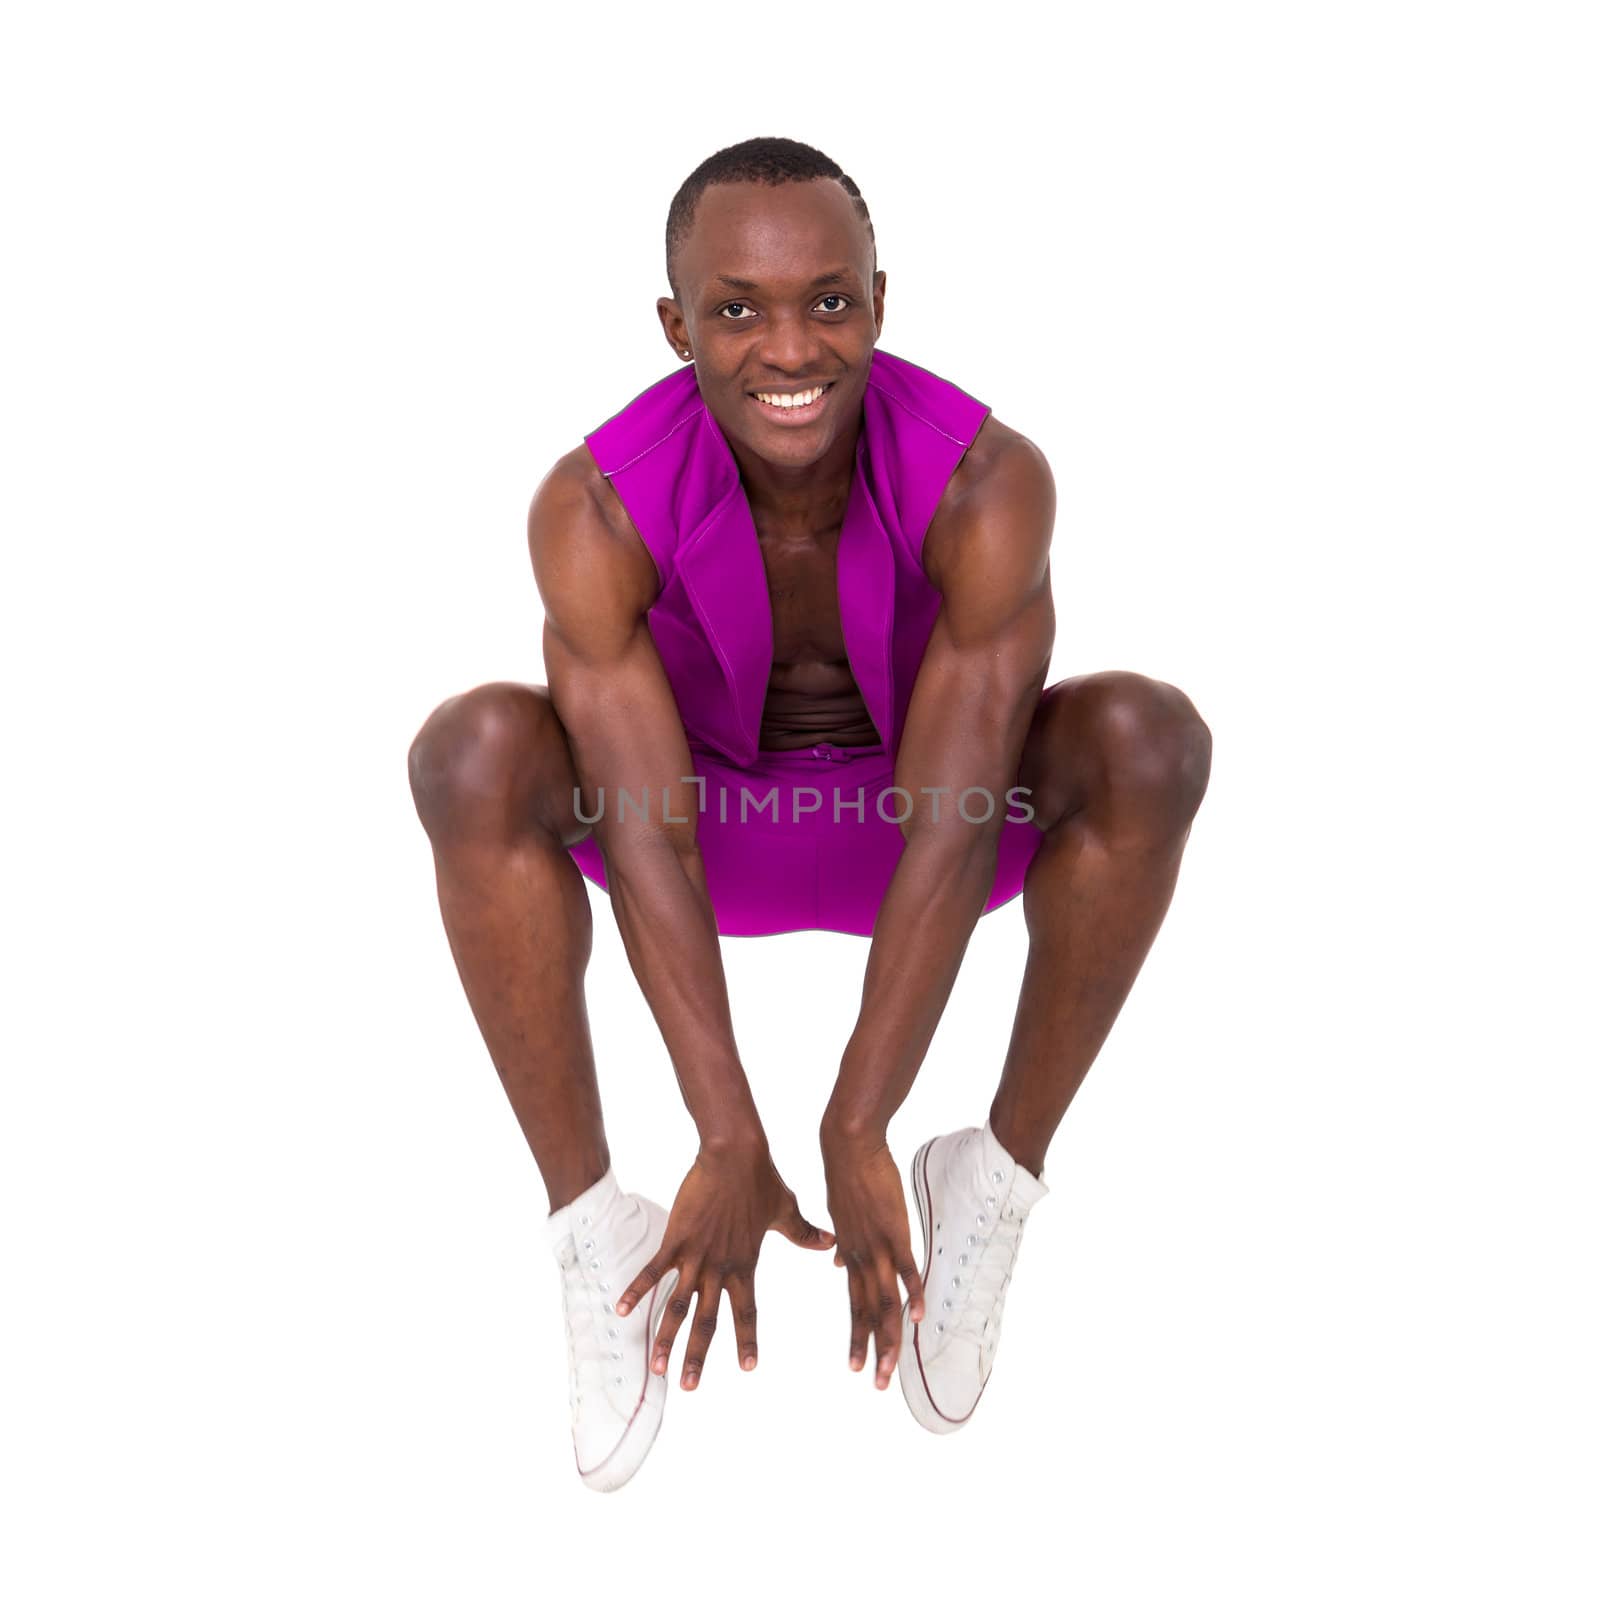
left=680, top=349, right=691, bottom=359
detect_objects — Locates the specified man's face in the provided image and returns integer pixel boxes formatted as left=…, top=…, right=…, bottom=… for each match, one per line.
left=660, top=179, right=886, bottom=472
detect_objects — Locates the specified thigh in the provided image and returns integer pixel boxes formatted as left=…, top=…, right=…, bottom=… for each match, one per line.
left=812, top=750, right=1051, bottom=931
left=691, top=754, right=823, bottom=937
left=1013, top=674, right=1109, bottom=832
left=569, top=745, right=824, bottom=936
left=812, top=755, right=906, bottom=936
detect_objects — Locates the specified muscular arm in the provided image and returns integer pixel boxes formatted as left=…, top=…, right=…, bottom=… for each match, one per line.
left=821, top=428, right=1056, bottom=1142
left=528, top=453, right=766, bottom=1149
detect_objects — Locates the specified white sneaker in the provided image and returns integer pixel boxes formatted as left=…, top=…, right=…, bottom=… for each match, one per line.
left=544, top=1167, right=679, bottom=1491
left=899, top=1121, right=1049, bottom=1433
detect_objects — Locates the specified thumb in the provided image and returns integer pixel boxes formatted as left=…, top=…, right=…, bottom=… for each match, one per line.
left=775, top=1205, right=836, bottom=1250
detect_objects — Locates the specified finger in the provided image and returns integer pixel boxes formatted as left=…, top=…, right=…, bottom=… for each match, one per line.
left=679, top=1272, right=723, bottom=1391
left=846, top=1261, right=872, bottom=1373
left=725, top=1267, right=759, bottom=1372
left=775, top=1203, right=836, bottom=1251
left=650, top=1256, right=700, bottom=1378
left=616, top=1246, right=671, bottom=1318
left=869, top=1254, right=903, bottom=1388
left=898, top=1254, right=927, bottom=1325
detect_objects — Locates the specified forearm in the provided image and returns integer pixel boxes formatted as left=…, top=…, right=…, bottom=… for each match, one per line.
left=821, top=828, right=1003, bottom=1141
left=601, top=831, right=766, bottom=1148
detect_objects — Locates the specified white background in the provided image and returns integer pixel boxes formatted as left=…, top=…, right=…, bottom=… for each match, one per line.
left=4, top=1, right=1596, bottom=1594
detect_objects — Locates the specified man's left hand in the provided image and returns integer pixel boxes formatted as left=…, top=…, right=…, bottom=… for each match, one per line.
left=819, top=1126, right=926, bottom=1388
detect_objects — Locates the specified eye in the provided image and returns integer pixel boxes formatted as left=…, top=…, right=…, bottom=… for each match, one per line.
left=815, top=293, right=851, bottom=313
left=718, top=301, right=755, bottom=320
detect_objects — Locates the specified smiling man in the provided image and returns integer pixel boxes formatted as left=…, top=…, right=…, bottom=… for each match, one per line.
left=407, top=137, right=1212, bottom=1491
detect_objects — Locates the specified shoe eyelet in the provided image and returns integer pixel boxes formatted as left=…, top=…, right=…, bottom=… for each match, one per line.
left=583, top=1239, right=595, bottom=1251
left=579, top=1215, right=589, bottom=1225
left=942, top=1299, right=953, bottom=1310
left=991, top=1170, right=1003, bottom=1183
left=958, top=1254, right=968, bottom=1266
left=599, top=1281, right=610, bottom=1292
left=937, top=1246, right=942, bottom=1255
left=611, top=1351, right=622, bottom=1361
left=986, top=1195, right=998, bottom=1207
left=614, top=1376, right=623, bottom=1386
left=952, top=1276, right=961, bottom=1287
left=967, top=1234, right=978, bottom=1246
left=607, top=1327, right=618, bottom=1340
left=936, top=1322, right=945, bottom=1333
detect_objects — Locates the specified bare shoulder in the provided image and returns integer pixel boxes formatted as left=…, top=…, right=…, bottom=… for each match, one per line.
left=922, top=414, right=1055, bottom=589
left=528, top=443, right=648, bottom=558
left=527, top=443, right=660, bottom=616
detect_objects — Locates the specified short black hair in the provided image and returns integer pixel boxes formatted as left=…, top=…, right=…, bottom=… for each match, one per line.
left=665, top=136, right=875, bottom=298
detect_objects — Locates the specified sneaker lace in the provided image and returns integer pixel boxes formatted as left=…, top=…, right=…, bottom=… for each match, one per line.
left=555, top=1226, right=628, bottom=1413
left=943, top=1174, right=1027, bottom=1355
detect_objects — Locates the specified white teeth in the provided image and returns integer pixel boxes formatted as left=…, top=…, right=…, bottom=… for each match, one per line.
left=754, top=385, right=828, bottom=408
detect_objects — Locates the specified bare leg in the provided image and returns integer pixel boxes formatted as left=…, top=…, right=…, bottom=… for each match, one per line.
left=408, top=681, right=610, bottom=1213
left=988, top=671, right=1213, bottom=1177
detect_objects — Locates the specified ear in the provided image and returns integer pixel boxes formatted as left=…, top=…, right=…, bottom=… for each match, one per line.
left=872, top=270, right=887, bottom=336
left=657, top=296, right=690, bottom=359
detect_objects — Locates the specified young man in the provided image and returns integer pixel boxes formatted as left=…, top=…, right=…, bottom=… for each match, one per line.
left=408, top=138, right=1212, bottom=1491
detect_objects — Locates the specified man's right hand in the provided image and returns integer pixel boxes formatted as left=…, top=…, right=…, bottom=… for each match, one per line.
left=614, top=1137, right=835, bottom=1389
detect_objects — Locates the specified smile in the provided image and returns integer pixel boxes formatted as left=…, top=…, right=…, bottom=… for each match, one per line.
left=749, top=382, right=835, bottom=423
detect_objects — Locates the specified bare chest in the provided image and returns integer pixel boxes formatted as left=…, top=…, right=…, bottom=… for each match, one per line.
left=757, top=524, right=849, bottom=666
left=753, top=519, right=879, bottom=747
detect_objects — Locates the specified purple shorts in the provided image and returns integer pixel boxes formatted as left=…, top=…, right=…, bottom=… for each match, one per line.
left=566, top=740, right=1047, bottom=938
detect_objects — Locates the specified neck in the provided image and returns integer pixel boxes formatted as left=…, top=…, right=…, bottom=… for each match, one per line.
left=725, top=405, right=862, bottom=528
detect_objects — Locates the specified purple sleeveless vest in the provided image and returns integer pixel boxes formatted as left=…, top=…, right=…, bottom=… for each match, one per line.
left=581, top=347, right=990, bottom=769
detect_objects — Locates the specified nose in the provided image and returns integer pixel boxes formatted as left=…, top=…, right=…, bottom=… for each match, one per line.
left=755, top=306, right=824, bottom=375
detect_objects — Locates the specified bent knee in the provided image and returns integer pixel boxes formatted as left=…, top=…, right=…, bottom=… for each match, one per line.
left=1084, top=671, right=1212, bottom=826
left=408, top=682, right=568, bottom=838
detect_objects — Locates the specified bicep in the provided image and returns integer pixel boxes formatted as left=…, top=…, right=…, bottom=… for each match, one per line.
left=542, top=620, right=700, bottom=836
left=895, top=441, right=1056, bottom=838
left=528, top=466, right=700, bottom=853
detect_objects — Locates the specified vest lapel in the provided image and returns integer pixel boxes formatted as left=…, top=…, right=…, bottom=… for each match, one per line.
left=673, top=469, right=773, bottom=768
left=834, top=431, right=897, bottom=749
